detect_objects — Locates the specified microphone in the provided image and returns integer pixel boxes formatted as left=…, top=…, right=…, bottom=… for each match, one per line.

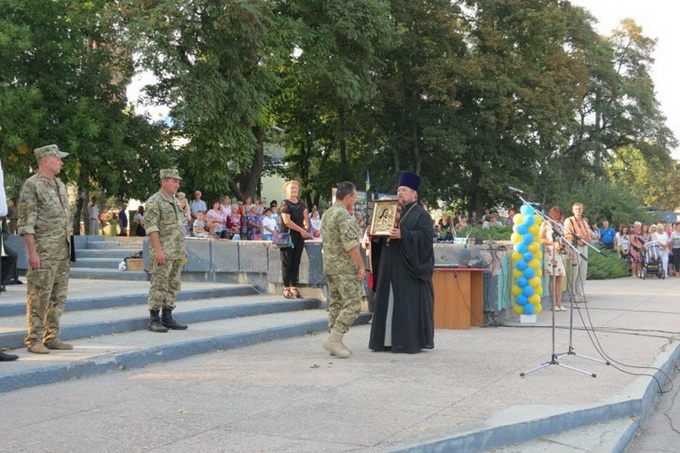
left=502, top=183, right=524, bottom=194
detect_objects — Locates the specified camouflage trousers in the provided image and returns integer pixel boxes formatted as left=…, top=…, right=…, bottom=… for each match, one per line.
left=326, top=274, right=364, bottom=333
left=24, top=258, right=70, bottom=345
left=147, top=258, right=183, bottom=311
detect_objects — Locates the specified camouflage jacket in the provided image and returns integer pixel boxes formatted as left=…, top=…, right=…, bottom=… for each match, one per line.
left=18, top=173, right=71, bottom=260
left=145, top=190, right=185, bottom=260
left=321, top=202, right=361, bottom=275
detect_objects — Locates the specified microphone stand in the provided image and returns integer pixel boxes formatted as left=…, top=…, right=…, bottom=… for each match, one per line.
left=513, top=195, right=597, bottom=377
left=556, top=221, right=610, bottom=371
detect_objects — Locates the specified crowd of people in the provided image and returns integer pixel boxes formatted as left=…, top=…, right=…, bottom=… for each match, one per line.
left=613, top=220, right=679, bottom=278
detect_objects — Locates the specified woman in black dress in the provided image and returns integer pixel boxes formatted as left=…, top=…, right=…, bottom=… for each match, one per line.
left=279, top=180, right=310, bottom=298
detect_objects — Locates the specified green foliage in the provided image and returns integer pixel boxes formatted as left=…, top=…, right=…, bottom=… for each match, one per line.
left=587, top=248, right=631, bottom=280
left=459, top=225, right=512, bottom=241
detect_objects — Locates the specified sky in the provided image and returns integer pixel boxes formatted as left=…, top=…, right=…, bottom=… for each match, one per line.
left=570, top=0, right=680, bottom=157
left=128, top=1, right=680, bottom=155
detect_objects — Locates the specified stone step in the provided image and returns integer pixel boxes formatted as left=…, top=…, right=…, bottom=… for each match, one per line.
left=0, top=293, right=321, bottom=349
left=71, top=257, right=130, bottom=269
left=0, top=309, right=346, bottom=393
left=69, top=267, right=149, bottom=281
left=0, top=285, right=258, bottom=317
left=74, top=248, right=141, bottom=259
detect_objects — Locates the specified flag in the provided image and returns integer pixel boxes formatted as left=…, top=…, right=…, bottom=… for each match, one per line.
left=365, top=170, right=371, bottom=192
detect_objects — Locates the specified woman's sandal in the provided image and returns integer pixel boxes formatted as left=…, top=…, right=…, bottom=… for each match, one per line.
left=291, top=288, right=303, bottom=299
left=283, top=288, right=294, bottom=299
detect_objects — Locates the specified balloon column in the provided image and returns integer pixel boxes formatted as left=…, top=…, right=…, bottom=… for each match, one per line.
left=511, top=205, right=543, bottom=315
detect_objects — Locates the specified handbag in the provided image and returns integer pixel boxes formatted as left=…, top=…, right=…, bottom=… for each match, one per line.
left=272, top=232, right=293, bottom=248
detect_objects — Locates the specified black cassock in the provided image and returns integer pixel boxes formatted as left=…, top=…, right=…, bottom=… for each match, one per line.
left=369, top=201, right=435, bottom=353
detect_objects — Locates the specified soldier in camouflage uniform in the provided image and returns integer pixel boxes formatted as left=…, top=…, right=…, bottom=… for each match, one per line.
left=145, top=169, right=188, bottom=332
left=320, top=181, right=366, bottom=358
left=18, top=145, right=73, bottom=354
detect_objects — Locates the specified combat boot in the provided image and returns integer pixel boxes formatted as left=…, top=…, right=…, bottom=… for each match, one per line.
left=161, top=308, right=188, bottom=330
left=44, top=339, right=73, bottom=350
left=149, top=310, right=168, bottom=333
left=27, top=341, right=49, bottom=354
left=323, top=329, right=350, bottom=358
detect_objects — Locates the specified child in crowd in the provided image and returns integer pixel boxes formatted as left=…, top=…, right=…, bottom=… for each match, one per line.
left=192, top=211, right=211, bottom=238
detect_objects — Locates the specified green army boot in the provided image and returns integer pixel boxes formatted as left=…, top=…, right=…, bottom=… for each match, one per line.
left=322, top=330, right=350, bottom=358
left=149, top=310, right=169, bottom=333
left=161, top=308, right=188, bottom=330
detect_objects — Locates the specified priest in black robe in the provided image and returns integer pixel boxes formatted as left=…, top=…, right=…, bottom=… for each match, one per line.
left=369, top=172, right=435, bottom=353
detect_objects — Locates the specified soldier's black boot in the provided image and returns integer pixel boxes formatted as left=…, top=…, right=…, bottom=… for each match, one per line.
left=149, top=310, right=169, bottom=333
left=161, top=308, right=188, bottom=330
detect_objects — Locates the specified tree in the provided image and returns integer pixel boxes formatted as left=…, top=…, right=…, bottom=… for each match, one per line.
left=0, top=0, right=172, bottom=233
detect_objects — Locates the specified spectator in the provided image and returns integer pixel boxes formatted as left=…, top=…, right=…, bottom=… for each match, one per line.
left=279, top=180, right=309, bottom=299
left=262, top=208, right=277, bottom=240
left=468, top=211, right=480, bottom=225
left=438, top=214, right=454, bottom=241
left=206, top=200, right=227, bottom=239
left=616, top=224, right=631, bottom=265
left=176, top=192, right=192, bottom=236
left=226, top=204, right=243, bottom=240
left=88, top=196, right=100, bottom=235
left=254, top=196, right=265, bottom=215
left=599, top=220, right=616, bottom=250
left=630, top=222, right=645, bottom=278
left=652, top=223, right=670, bottom=277
left=134, top=206, right=146, bottom=237
left=189, top=190, right=207, bottom=221
left=505, top=208, right=516, bottom=227
left=310, top=209, right=322, bottom=238
left=192, top=211, right=211, bottom=238
left=7, top=197, right=18, bottom=235
left=482, top=215, right=502, bottom=229
left=671, top=223, right=680, bottom=277
left=590, top=222, right=600, bottom=246
left=270, top=200, right=279, bottom=224
left=118, top=204, right=128, bottom=236
left=245, top=204, right=262, bottom=240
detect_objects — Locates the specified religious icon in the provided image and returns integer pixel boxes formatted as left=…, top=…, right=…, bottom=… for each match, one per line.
left=369, top=200, right=400, bottom=236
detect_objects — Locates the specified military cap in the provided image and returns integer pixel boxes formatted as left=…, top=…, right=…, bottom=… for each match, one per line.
left=159, top=168, right=182, bottom=180
left=34, top=144, right=69, bottom=161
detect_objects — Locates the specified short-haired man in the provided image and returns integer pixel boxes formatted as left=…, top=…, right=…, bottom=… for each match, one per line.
left=320, top=182, right=365, bottom=357
left=564, top=202, right=592, bottom=303
left=599, top=220, right=616, bottom=250
left=145, top=169, right=188, bottom=332
left=19, top=145, right=73, bottom=353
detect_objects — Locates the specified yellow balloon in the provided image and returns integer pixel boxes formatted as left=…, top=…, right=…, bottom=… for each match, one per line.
left=528, top=243, right=540, bottom=254
left=529, top=294, right=541, bottom=305
left=511, top=233, right=522, bottom=244
left=534, top=215, right=542, bottom=225
left=513, top=214, right=524, bottom=225
left=529, top=225, right=540, bottom=235
left=513, top=304, right=524, bottom=315
left=513, top=269, right=524, bottom=279
left=512, top=251, right=523, bottom=262
left=529, top=259, right=541, bottom=270
left=529, top=277, right=542, bottom=288
left=512, top=285, right=522, bottom=296
left=535, top=304, right=543, bottom=314
left=535, top=269, right=543, bottom=278
left=534, top=286, right=543, bottom=296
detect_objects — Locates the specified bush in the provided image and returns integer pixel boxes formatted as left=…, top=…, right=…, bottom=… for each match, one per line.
left=461, top=225, right=512, bottom=241
left=587, top=247, right=630, bottom=279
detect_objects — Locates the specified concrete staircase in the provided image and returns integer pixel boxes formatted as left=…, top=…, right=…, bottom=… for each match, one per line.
left=0, top=278, right=359, bottom=393
left=70, top=236, right=148, bottom=280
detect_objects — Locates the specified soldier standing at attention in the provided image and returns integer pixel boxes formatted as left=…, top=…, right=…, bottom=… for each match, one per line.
left=145, top=169, right=188, bottom=332
left=18, top=145, right=73, bottom=354
left=320, top=181, right=366, bottom=358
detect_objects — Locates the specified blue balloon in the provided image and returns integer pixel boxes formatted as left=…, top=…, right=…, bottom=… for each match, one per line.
left=523, top=233, right=534, bottom=245
left=516, top=295, right=528, bottom=306
left=516, top=224, right=528, bottom=235
left=515, top=260, right=528, bottom=271
left=523, top=267, right=536, bottom=279
left=523, top=215, right=535, bottom=226
left=514, top=243, right=528, bottom=254
left=523, top=252, right=534, bottom=262
left=522, top=285, right=535, bottom=297
left=516, top=277, right=528, bottom=287
left=520, top=205, right=533, bottom=216
left=523, top=303, right=536, bottom=314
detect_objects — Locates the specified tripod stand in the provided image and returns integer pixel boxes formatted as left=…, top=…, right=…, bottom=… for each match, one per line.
left=512, top=199, right=605, bottom=377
